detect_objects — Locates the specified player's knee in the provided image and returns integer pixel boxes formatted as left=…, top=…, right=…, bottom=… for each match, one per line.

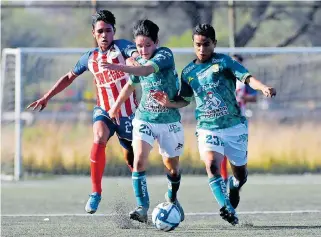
left=93, top=123, right=109, bottom=143
left=205, top=160, right=219, bottom=176
left=167, top=167, right=180, bottom=177
left=93, top=129, right=108, bottom=143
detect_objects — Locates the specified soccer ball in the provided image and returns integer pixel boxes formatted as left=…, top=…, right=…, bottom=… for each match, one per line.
left=151, top=202, right=181, bottom=232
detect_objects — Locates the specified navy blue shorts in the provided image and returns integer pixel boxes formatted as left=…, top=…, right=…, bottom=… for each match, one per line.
left=92, top=106, right=134, bottom=151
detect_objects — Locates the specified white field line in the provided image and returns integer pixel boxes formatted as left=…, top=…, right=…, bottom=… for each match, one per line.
left=2, top=210, right=320, bottom=217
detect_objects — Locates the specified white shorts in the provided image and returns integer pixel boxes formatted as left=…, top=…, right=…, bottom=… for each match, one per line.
left=132, top=118, right=184, bottom=158
left=197, top=123, right=248, bottom=166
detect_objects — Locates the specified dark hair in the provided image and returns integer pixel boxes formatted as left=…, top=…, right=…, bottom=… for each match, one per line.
left=92, top=10, right=116, bottom=29
left=233, top=54, right=244, bottom=63
left=133, top=19, right=159, bottom=43
left=192, top=24, right=216, bottom=42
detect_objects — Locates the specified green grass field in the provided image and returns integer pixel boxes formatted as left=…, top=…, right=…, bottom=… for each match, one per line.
left=1, top=175, right=321, bottom=237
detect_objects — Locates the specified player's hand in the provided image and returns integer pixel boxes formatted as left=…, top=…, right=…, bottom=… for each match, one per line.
left=26, top=97, right=48, bottom=111
left=126, top=57, right=140, bottom=66
left=152, top=91, right=172, bottom=107
left=108, top=106, right=120, bottom=125
left=262, top=86, right=276, bottom=98
left=100, top=62, right=118, bottom=71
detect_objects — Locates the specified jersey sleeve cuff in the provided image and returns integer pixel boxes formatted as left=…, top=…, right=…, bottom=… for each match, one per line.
left=71, top=70, right=79, bottom=76
left=148, top=60, right=159, bottom=73
left=128, top=49, right=138, bottom=57
left=240, top=73, right=251, bottom=83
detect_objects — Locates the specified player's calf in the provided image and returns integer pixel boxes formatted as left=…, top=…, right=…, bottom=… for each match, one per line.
left=130, top=171, right=150, bottom=223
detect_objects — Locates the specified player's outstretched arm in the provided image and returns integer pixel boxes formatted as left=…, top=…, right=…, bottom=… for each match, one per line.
left=152, top=91, right=190, bottom=108
left=245, top=76, right=276, bottom=98
left=109, top=82, right=136, bottom=124
left=101, top=62, right=154, bottom=77
left=26, top=71, right=78, bottom=111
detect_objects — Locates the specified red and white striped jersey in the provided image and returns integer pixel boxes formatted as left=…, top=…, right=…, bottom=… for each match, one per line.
left=235, top=80, right=247, bottom=116
left=72, top=39, right=138, bottom=117
left=235, top=80, right=257, bottom=116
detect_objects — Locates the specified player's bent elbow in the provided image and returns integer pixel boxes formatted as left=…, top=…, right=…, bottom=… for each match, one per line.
left=67, top=71, right=78, bottom=81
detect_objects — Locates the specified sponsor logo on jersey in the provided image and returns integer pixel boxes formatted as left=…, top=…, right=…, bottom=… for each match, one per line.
left=200, top=91, right=229, bottom=119
left=196, top=82, right=220, bottom=94
left=159, top=49, right=172, bottom=58
left=141, top=80, right=162, bottom=89
left=201, top=106, right=229, bottom=119
left=211, top=58, right=223, bottom=63
left=183, top=64, right=196, bottom=75
left=154, top=54, right=167, bottom=61
left=212, top=64, right=219, bottom=73
left=196, top=68, right=211, bottom=79
left=203, top=92, right=221, bottom=110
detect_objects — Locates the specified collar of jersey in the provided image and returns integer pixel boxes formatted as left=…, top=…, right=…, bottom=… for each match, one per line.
left=97, top=41, right=115, bottom=53
left=193, top=53, right=217, bottom=65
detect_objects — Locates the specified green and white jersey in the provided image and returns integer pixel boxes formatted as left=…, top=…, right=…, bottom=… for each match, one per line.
left=180, top=53, right=251, bottom=130
left=129, top=47, right=181, bottom=124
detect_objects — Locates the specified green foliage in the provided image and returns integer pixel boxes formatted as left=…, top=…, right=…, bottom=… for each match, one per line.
left=2, top=5, right=321, bottom=50
left=165, top=29, right=230, bottom=48
left=165, top=30, right=193, bottom=48
left=1, top=9, right=56, bottom=48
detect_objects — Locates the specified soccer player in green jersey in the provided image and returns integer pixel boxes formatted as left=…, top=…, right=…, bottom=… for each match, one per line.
left=152, top=24, right=276, bottom=225
left=101, top=19, right=186, bottom=223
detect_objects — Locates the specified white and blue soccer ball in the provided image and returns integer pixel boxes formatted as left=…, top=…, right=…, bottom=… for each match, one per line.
left=152, top=202, right=181, bottom=232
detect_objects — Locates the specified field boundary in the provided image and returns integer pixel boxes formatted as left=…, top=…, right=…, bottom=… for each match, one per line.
left=2, top=210, right=320, bottom=217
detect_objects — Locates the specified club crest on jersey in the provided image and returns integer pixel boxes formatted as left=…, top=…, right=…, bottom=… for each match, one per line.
left=212, top=64, right=219, bottom=73
left=108, top=46, right=121, bottom=59
left=187, top=77, right=194, bottom=84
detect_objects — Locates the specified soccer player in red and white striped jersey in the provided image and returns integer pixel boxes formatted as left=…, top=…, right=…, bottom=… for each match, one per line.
left=27, top=10, right=139, bottom=214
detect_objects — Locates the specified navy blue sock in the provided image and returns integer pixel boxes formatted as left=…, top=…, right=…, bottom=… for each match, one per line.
left=167, top=173, right=181, bottom=202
